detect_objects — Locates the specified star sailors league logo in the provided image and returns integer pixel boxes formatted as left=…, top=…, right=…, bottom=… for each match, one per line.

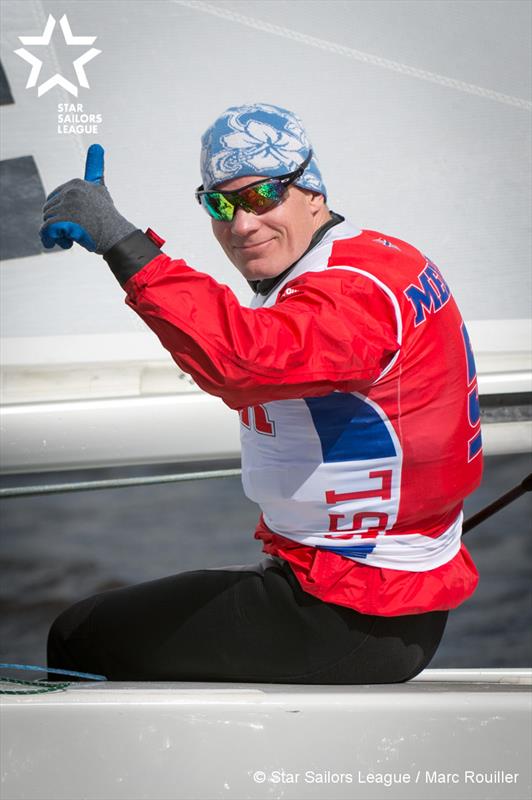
left=14, top=14, right=101, bottom=97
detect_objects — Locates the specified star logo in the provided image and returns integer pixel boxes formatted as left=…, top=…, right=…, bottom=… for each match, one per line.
left=14, top=14, right=101, bottom=98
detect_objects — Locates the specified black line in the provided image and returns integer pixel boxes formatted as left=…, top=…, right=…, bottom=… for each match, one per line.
left=480, top=392, right=531, bottom=408
left=0, top=60, right=14, bottom=106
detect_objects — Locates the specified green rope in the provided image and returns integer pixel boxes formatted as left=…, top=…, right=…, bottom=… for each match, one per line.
left=0, top=677, right=71, bottom=695
left=0, top=467, right=242, bottom=499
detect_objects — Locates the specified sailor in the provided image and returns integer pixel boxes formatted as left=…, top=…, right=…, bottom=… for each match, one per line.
left=42, top=103, right=482, bottom=683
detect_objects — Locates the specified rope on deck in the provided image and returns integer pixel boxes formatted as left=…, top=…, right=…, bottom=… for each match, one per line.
left=0, top=663, right=107, bottom=694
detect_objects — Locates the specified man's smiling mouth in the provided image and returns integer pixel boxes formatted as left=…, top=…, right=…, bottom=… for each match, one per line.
left=235, top=238, right=274, bottom=250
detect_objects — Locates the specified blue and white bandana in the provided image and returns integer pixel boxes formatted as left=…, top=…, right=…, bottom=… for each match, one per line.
left=200, top=103, right=327, bottom=199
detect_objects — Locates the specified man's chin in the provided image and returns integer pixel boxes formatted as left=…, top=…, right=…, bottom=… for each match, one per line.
left=235, top=257, right=287, bottom=282
left=241, top=265, right=285, bottom=281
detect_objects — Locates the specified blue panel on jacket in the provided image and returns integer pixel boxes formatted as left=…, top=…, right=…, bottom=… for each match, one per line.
left=305, top=393, right=396, bottom=462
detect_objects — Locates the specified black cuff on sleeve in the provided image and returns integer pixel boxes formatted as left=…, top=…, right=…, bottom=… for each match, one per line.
left=103, top=229, right=163, bottom=287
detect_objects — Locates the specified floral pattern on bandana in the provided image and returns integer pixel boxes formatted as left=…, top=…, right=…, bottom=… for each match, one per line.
left=200, top=103, right=326, bottom=197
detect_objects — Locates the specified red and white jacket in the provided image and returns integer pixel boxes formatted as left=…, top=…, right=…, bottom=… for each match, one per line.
left=120, top=216, right=483, bottom=616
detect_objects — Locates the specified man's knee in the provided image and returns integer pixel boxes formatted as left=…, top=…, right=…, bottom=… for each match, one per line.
left=49, top=594, right=99, bottom=641
left=47, top=593, right=105, bottom=676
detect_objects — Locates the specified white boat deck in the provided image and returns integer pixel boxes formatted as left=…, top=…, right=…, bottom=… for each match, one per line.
left=1, top=669, right=530, bottom=800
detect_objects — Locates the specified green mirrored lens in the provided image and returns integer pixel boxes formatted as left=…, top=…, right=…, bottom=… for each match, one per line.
left=202, top=193, right=235, bottom=221
left=240, top=181, right=285, bottom=212
left=201, top=180, right=286, bottom=221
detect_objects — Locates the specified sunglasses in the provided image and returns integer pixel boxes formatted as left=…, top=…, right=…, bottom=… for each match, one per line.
left=195, top=150, right=313, bottom=222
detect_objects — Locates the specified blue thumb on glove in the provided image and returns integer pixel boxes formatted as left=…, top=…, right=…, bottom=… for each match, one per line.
left=40, top=144, right=136, bottom=255
left=84, top=142, right=105, bottom=184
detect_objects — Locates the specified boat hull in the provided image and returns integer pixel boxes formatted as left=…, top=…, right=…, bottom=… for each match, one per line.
left=1, top=669, right=530, bottom=800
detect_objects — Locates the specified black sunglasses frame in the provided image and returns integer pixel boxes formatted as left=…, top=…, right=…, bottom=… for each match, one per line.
left=195, top=150, right=313, bottom=215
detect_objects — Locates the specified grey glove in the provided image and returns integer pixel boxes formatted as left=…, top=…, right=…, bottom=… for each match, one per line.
left=40, top=144, right=136, bottom=255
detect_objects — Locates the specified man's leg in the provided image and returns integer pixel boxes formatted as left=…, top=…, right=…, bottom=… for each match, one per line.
left=47, top=558, right=448, bottom=683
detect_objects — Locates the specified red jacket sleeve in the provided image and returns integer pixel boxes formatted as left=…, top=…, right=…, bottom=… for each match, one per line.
left=124, top=253, right=399, bottom=410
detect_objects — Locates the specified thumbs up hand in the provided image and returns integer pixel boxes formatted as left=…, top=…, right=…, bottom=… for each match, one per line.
left=40, top=144, right=136, bottom=255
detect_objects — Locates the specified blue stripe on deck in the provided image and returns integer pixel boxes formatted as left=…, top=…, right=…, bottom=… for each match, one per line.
left=305, top=394, right=396, bottom=462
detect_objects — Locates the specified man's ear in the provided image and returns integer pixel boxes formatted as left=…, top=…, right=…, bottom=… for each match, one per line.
left=307, top=190, right=327, bottom=216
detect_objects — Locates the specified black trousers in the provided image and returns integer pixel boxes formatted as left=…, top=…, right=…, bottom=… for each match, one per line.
left=47, top=557, right=448, bottom=684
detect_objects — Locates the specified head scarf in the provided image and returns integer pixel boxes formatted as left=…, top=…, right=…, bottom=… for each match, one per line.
left=200, top=102, right=327, bottom=199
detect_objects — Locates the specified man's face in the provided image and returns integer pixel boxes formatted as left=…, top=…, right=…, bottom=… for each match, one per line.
left=210, top=176, right=330, bottom=281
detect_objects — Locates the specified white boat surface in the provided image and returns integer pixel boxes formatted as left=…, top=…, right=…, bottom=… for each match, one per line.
left=1, top=669, right=531, bottom=800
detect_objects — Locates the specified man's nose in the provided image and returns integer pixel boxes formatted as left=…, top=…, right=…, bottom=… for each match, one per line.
left=230, top=206, right=261, bottom=236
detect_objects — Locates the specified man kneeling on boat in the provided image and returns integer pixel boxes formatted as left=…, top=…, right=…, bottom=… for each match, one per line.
left=40, top=103, right=482, bottom=684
